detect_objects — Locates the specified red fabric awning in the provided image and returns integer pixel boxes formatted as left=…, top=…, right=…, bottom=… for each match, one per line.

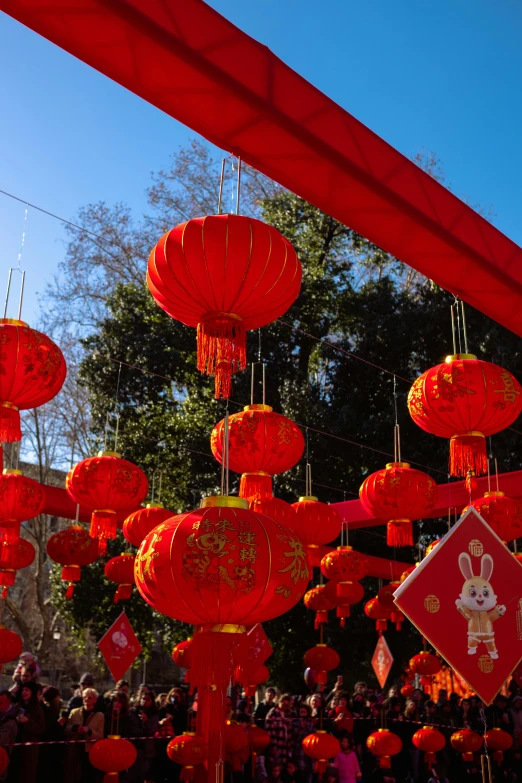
left=3, top=0, right=522, bottom=334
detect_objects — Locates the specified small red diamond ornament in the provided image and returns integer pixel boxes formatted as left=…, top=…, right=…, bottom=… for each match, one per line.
left=98, top=611, right=142, bottom=683
left=372, top=634, right=394, bottom=688
left=394, top=507, right=522, bottom=705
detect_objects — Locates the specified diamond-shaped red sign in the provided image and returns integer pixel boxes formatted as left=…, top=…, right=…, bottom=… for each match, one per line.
left=371, top=634, right=393, bottom=688
left=98, top=611, right=142, bottom=683
left=394, top=507, right=522, bottom=705
left=247, top=624, right=273, bottom=664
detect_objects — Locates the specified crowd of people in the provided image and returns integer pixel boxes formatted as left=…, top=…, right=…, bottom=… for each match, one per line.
left=0, top=655, right=521, bottom=783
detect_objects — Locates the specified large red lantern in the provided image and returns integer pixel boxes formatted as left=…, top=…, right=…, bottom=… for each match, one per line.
left=364, top=597, right=392, bottom=634
left=321, top=546, right=368, bottom=595
left=464, top=491, right=522, bottom=542
left=0, top=319, right=66, bottom=442
left=408, top=354, right=522, bottom=477
left=450, top=728, right=482, bottom=761
left=0, top=626, right=23, bottom=670
left=249, top=494, right=297, bottom=528
left=304, top=585, right=336, bottom=628
left=167, top=733, right=208, bottom=782
left=0, top=469, right=45, bottom=544
left=302, top=731, right=340, bottom=776
left=484, top=728, right=513, bottom=764
left=123, top=503, right=174, bottom=548
left=359, top=462, right=437, bottom=547
left=0, top=538, right=35, bottom=587
left=366, top=729, right=402, bottom=768
left=409, top=652, right=442, bottom=677
left=90, top=735, right=137, bottom=781
left=412, top=726, right=445, bottom=769
left=291, top=498, right=342, bottom=561
left=66, top=452, right=148, bottom=551
left=105, top=553, right=135, bottom=603
left=211, top=405, right=304, bottom=500
left=147, top=214, right=302, bottom=398
left=47, top=525, right=99, bottom=598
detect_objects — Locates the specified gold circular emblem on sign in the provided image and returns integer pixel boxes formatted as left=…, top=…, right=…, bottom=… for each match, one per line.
left=478, top=655, right=494, bottom=673
left=469, top=539, right=484, bottom=557
left=424, top=595, right=440, bottom=613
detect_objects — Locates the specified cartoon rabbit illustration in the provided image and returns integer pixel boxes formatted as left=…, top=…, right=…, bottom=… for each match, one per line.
left=455, top=552, right=506, bottom=659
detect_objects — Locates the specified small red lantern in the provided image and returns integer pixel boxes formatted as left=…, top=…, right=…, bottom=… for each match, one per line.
left=364, top=597, right=392, bottom=634
left=0, top=469, right=45, bottom=544
left=0, top=538, right=35, bottom=587
left=235, top=663, right=269, bottom=697
left=47, top=525, right=99, bottom=599
left=303, top=645, right=339, bottom=688
left=465, top=491, right=522, bottom=542
left=484, top=728, right=513, bottom=764
left=66, top=452, right=148, bottom=551
left=104, top=553, right=135, bottom=603
left=172, top=639, right=192, bottom=669
left=323, top=579, right=364, bottom=628
left=211, top=405, right=304, bottom=501
left=167, top=732, right=208, bottom=782
left=408, top=354, right=522, bottom=477
left=378, top=582, right=400, bottom=607
left=320, top=546, right=368, bottom=595
left=123, top=503, right=174, bottom=548
left=0, top=747, right=8, bottom=776
left=291, top=498, right=342, bottom=560
left=360, top=462, right=437, bottom=547
left=0, top=626, right=22, bottom=671
left=249, top=494, right=297, bottom=528
left=90, top=735, right=137, bottom=781
left=451, top=728, right=482, bottom=761
left=304, top=585, right=336, bottom=628
left=302, top=731, right=340, bottom=776
left=0, top=319, right=66, bottom=442
left=224, top=722, right=250, bottom=771
left=425, top=539, right=441, bottom=556
left=400, top=565, right=417, bottom=583
left=147, top=214, right=302, bottom=397
left=409, top=652, right=441, bottom=677
left=412, top=726, right=446, bottom=768
left=247, top=725, right=270, bottom=774
left=401, top=685, right=414, bottom=698
left=366, top=729, right=402, bottom=768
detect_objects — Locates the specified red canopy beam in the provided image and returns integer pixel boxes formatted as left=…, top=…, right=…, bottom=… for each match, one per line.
left=3, top=0, right=522, bottom=334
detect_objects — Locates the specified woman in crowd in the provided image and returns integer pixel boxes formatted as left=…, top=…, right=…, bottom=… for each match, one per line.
left=9, top=681, right=45, bottom=783
left=65, top=687, right=104, bottom=782
left=333, top=736, right=362, bottom=783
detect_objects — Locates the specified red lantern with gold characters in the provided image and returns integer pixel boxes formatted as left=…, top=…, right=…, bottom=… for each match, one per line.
left=485, top=728, right=513, bottom=764
left=359, top=462, right=437, bottom=547
left=366, top=729, right=402, bottom=768
left=123, top=503, right=174, bottom=548
left=413, top=726, right=446, bottom=768
left=291, top=498, right=342, bottom=563
left=47, top=525, right=99, bottom=598
left=0, top=319, right=66, bottom=442
left=147, top=214, right=302, bottom=398
left=302, top=731, right=340, bottom=776
left=0, top=537, right=35, bottom=587
left=0, top=627, right=22, bottom=671
left=211, top=405, right=304, bottom=501
left=90, top=735, right=137, bottom=781
left=364, top=597, right=392, bottom=635
left=0, top=469, right=45, bottom=544
left=408, top=354, right=522, bottom=477
left=104, top=553, right=135, bottom=603
left=304, top=586, right=336, bottom=628
left=450, top=728, right=482, bottom=761
left=167, top=733, right=208, bottom=782
left=321, top=546, right=368, bottom=596
left=465, top=491, right=522, bottom=542
left=66, top=452, right=148, bottom=551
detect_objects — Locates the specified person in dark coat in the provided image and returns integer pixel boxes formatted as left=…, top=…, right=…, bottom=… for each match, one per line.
left=38, top=686, right=66, bottom=783
left=8, top=681, right=45, bottom=783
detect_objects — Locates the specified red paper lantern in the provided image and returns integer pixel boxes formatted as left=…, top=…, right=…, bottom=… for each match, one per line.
left=172, top=639, right=192, bottom=669
left=235, top=662, right=269, bottom=697
left=167, top=732, right=208, bottom=782
left=425, top=539, right=441, bottom=556
left=249, top=494, right=297, bottom=528
left=303, top=644, right=339, bottom=689
left=0, top=319, right=66, bottom=442
left=291, top=497, right=342, bottom=559
left=211, top=405, right=304, bottom=500
left=408, top=354, right=522, bottom=477
left=364, top=597, right=392, bottom=634
left=105, top=553, right=135, bottom=603
left=484, top=728, right=513, bottom=763
left=320, top=546, right=368, bottom=593
left=147, top=214, right=301, bottom=397
left=90, top=735, right=137, bottom=780
left=247, top=725, right=270, bottom=774
left=366, top=729, right=402, bottom=768
left=360, top=462, right=437, bottom=547
left=0, top=746, right=8, bottom=776
left=401, top=685, right=414, bottom=698
left=304, top=585, right=336, bottom=628
left=413, top=726, right=446, bottom=768
left=302, top=731, right=340, bottom=776
left=224, top=722, right=250, bottom=771
left=409, top=652, right=442, bottom=677
left=378, top=582, right=400, bottom=608
left=451, top=728, right=482, bottom=761
left=47, top=525, right=99, bottom=599
left=323, top=579, right=365, bottom=628
left=0, top=469, right=45, bottom=544
left=465, top=491, right=522, bottom=542
left=0, top=538, right=35, bottom=587
left=66, top=452, right=148, bottom=551
left=0, top=626, right=22, bottom=669
left=400, top=565, right=417, bottom=583
left=123, top=503, right=174, bottom=548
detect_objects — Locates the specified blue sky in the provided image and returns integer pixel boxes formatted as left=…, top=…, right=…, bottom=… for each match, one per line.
left=1, top=0, right=522, bottom=325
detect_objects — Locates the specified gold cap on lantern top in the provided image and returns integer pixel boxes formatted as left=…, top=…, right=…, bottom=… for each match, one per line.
left=298, top=496, right=319, bottom=502
left=445, top=353, right=477, bottom=362
left=2, top=468, right=21, bottom=476
left=243, top=404, right=273, bottom=412
left=484, top=491, right=504, bottom=498
left=201, top=496, right=249, bottom=510
left=146, top=502, right=164, bottom=509
left=97, top=451, right=121, bottom=458
left=386, top=462, right=410, bottom=469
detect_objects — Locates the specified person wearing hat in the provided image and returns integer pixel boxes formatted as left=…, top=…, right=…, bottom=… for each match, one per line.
left=65, top=673, right=103, bottom=715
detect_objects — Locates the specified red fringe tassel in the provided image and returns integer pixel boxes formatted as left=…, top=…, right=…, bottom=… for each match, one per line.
left=197, top=315, right=246, bottom=399
left=0, top=571, right=15, bottom=587
left=239, top=473, right=272, bottom=502
left=114, top=584, right=133, bottom=604
left=387, top=520, right=413, bottom=547
left=378, top=755, right=391, bottom=769
left=0, top=524, right=20, bottom=545
left=449, top=434, right=487, bottom=477
left=180, top=766, right=195, bottom=782
left=0, top=404, right=21, bottom=443
left=90, top=511, right=117, bottom=541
